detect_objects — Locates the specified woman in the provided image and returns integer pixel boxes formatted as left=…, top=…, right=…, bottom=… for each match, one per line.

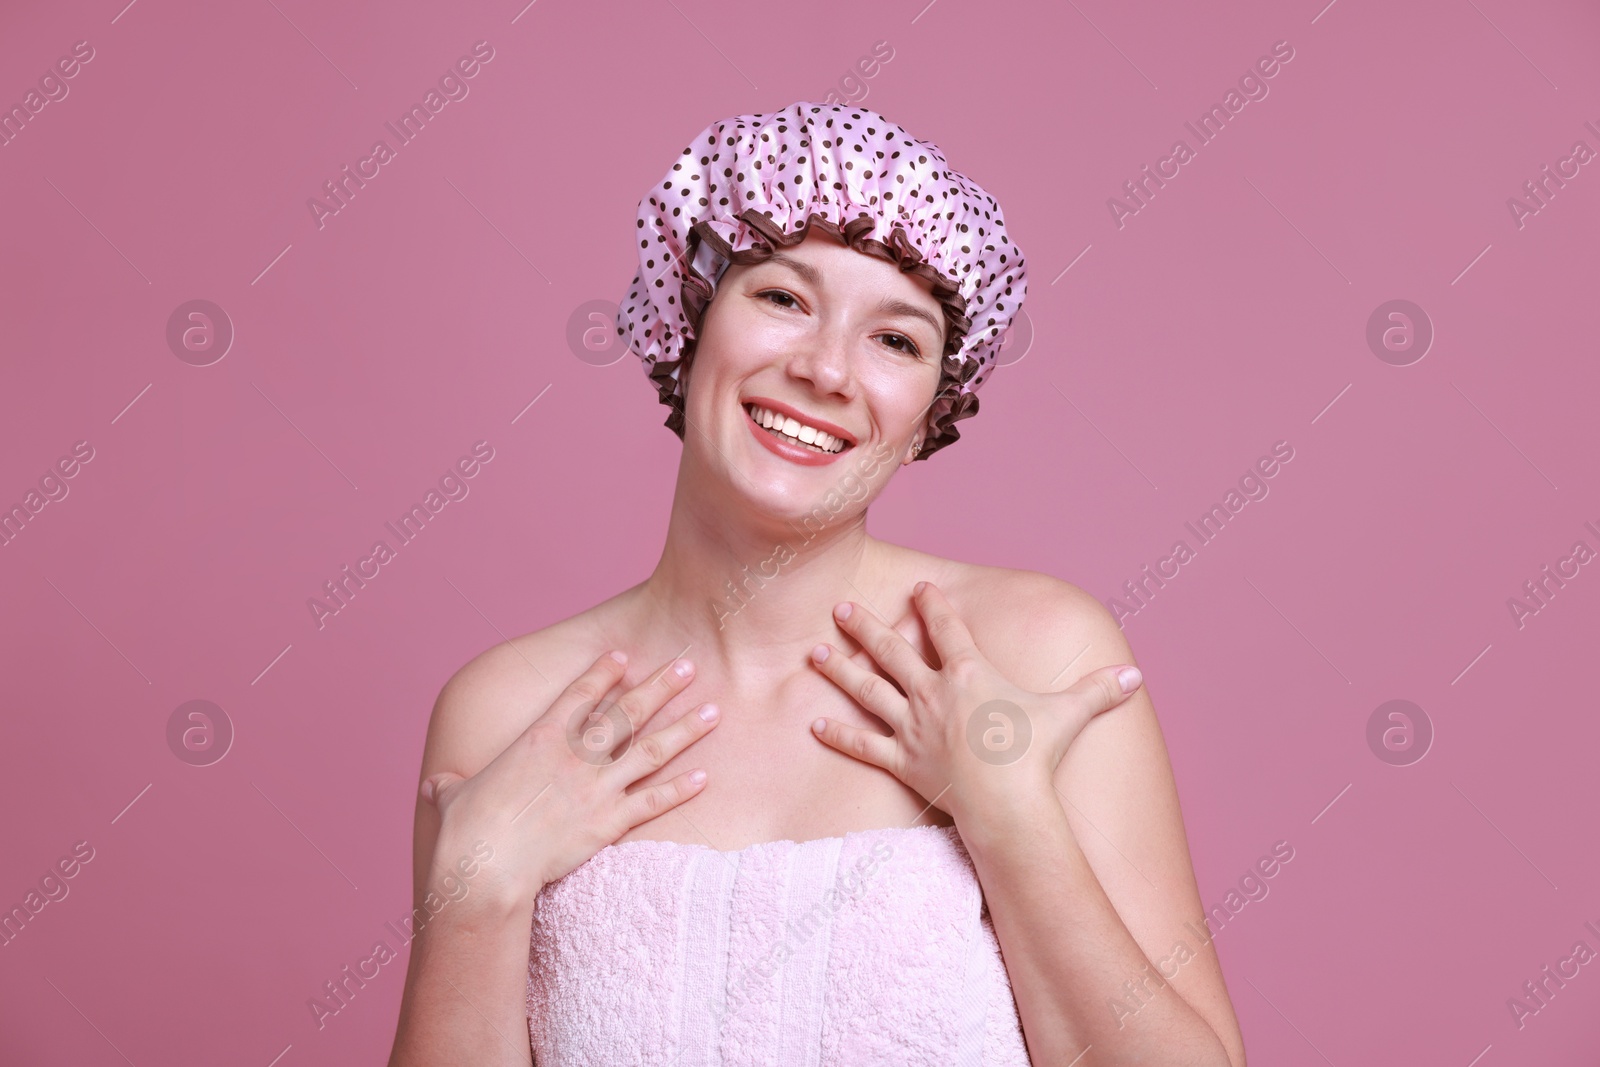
left=387, top=101, right=1247, bottom=1066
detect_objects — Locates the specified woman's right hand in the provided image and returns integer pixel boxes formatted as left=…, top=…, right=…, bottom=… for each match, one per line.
left=417, top=650, right=719, bottom=909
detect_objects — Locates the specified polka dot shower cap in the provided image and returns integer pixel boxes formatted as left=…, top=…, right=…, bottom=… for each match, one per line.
left=615, top=100, right=1028, bottom=461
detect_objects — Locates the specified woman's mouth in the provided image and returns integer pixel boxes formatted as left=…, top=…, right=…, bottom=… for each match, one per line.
left=743, top=402, right=852, bottom=455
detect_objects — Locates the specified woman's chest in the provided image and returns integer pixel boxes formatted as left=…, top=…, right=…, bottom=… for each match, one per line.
left=612, top=670, right=947, bottom=849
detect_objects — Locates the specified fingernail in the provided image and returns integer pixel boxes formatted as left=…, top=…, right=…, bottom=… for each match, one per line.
left=811, top=644, right=830, bottom=663
left=914, top=581, right=927, bottom=594
left=834, top=602, right=853, bottom=620
left=608, top=649, right=628, bottom=665
left=1117, top=667, right=1143, bottom=693
left=674, top=659, right=694, bottom=678
left=420, top=780, right=435, bottom=802
left=811, top=718, right=827, bottom=733
left=698, top=703, right=719, bottom=722
left=689, top=770, right=707, bottom=785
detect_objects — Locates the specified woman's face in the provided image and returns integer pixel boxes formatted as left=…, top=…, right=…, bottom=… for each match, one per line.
left=679, top=227, right=947, bottom=507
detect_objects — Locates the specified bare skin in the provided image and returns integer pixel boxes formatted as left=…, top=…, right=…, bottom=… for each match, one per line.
left=386, top=227, right=1247, bottom=1066
left=455, top=543, right=987, bottom=854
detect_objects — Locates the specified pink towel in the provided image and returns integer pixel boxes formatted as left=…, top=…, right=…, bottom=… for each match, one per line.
left=526, top=823, right=1031, bottom=1065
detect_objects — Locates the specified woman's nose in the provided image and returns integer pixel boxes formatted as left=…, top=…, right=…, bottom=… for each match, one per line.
left=787, top=330, right=853, bottom=395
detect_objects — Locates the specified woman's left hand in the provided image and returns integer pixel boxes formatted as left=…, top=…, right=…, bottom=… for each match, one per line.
left=808, top=581, right=1144, bottom=825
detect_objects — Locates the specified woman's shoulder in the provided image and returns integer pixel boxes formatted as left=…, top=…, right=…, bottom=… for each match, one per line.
left=896, top=548, right=1126, bottom=693
left=420, top=593, right=628, bottom=781
left=890, top=544, right=1107, bottom=623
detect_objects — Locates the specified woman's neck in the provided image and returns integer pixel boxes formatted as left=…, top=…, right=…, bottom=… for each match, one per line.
left=629, top=461, right=905, bottom=691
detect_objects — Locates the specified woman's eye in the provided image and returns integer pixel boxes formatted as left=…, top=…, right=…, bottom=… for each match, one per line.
left=879, top=333, right=922, bottom=357
left=757, top=289, right=798, bottom=309
left=755, top=289, right=920, bottom=357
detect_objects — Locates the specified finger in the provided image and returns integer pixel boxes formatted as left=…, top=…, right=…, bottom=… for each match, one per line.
left=577, top=653, right=697, bottom=743
left=419, top=771, right=463, bottom=807
left=912, top=581, right=980, bottom=671
left=1068, top=664, right=1144, bottom=719
left=810, top=716, right=899, bottom=773
left=832, top=600, right=934, bottom=696
left=810, top=644, right=907, bottom=730
left=546, top=650, right=632, bottom=727
left=618, top=767, right=710, bottom=827
left=608, top=701, right=722, bottom=784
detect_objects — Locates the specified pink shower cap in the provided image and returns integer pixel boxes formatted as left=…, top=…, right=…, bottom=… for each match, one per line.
left=615, top=100, right=1028, bottom=461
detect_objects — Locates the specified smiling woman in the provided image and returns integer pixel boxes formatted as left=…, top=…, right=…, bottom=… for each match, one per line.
left=678, top=229, right=947, bottom=486
left=385, top=101, right=1248, bottom=1067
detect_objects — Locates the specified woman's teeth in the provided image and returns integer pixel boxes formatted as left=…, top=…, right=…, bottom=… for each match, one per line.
left=745, top=404, right=848, bottom=454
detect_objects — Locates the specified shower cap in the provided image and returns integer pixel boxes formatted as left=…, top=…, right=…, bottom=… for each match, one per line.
left=615, top=100, right=1027, bottom=461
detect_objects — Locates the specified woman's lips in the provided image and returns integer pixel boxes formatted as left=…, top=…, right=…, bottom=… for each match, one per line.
left=744, top=404, right=850, bottom=467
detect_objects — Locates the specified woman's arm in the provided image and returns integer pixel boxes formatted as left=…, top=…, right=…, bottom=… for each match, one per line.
left=808, top=575, right=1246, bottom=1066
left=385, top=638, right=720, bottom=1066
left=963, top=783, right=1237, bottom=1065
left=386, top=862, right=542, bottom=1067
left=387, top=650, right=546, bottom=1067
left=969, top=577, right=1246, bottom=1066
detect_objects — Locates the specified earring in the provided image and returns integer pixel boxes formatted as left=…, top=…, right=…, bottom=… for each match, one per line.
left=911, top=440, right=922, bottom=459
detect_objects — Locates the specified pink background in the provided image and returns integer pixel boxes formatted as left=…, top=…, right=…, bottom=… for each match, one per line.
left=3, top=0, right=1598, bottom=1062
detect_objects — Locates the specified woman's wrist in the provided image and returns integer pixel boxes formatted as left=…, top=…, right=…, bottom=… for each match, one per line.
left=950, top=776, right=1062, bottom=855
left=426, top=828, right=542, bottom=920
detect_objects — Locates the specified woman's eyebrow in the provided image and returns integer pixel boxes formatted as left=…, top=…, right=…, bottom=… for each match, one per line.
left=874, top=297, right=943, bottom=339
left=765, top=252, right=823, bottom=287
